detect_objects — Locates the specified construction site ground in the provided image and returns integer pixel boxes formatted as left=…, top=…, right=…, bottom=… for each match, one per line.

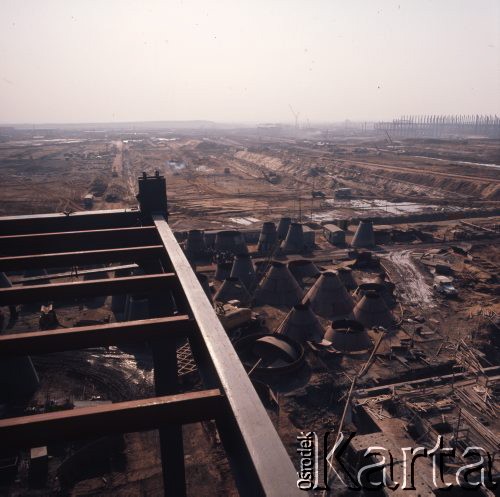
left=0, top=130, right=498, bottom=496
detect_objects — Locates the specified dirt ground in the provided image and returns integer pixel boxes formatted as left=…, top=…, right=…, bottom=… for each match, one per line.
left=0, top=129, right=498, bottom=496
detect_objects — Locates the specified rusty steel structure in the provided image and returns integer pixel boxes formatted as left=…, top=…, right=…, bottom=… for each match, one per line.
left=0, top=172, right=301, bottom=497
left=375, top=114, right=500, bottom=139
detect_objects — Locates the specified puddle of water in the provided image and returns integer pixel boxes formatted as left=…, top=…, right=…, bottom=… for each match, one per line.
left=411, top=155, right=500, bottom=170
left=229, top=216, right=261, bottom=226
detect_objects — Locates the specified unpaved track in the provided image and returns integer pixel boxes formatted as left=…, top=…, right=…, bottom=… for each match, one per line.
left=383, top=249, right=435, bottom=308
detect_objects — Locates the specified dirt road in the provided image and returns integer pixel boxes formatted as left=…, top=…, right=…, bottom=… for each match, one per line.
left=383, top=249, right=435, bottom=308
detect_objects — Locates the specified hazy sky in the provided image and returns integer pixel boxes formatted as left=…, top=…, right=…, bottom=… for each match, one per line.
left=1, top=0, right=499, bottom=124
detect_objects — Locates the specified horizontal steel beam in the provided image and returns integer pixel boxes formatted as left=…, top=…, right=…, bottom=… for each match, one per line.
left=0, top=315, right=195, bottom=356
left=0, top=226, right=160, bottom=255
left=0, top=273, right=178, bottom=305
left=0, top=389, right=223, bottom=450
left=0, top=245, right=164, bottom=272
left=153, top=216, right=302, bottom=497
left=0, top=209, right=144, bottom=236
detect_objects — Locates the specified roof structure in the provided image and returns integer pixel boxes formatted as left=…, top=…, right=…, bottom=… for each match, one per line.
left=303, top=270, right=355, bottom=319
left=254, top=261, right=303, bottom=308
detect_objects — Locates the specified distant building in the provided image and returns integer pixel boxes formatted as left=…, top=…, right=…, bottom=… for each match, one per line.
left=323, top=223, right=345, bottom=245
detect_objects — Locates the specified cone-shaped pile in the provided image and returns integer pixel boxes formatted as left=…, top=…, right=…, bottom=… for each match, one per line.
left=214, top=277, right=251, bottom=305
left=185, top=229, right=207, bottom=259
left=304, top=271, right=354, bottom=319
left=215, top=262, right=233, bottom=281
left=338, top=267, right=357, bottom=290
left=230, top=254, right=257, bottom=291
left=214, top=230, right=248, bottom=254
left=254, top=261, right=303, bottom=308
left=257, top=222, right=278, bottom=253
left=353, top=291, right=394, bottom=329
left=351, top=220, right=375, bottom=248
left=288, top=259, right=320, bottom=287
left=324, top=319, right=372, bottom=353
left=277, top=302, right=324, bottom=344
left=277, top=217, right=292, bottom=240
left=281, top=223, right=304, bottom=254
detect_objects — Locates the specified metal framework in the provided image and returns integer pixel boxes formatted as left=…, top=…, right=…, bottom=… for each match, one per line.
left=0, top=175, right=301, bottom=497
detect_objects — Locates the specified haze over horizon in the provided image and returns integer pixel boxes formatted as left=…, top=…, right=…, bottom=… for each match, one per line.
left=1, top=0, right=499, bottom=125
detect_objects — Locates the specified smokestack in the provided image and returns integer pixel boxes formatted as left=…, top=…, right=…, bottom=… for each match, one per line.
left=257, top=222, right=278, bottom=254
left=230, top=253, right=257, bottom=291
left=281, top=223, right=304, bottom=254
left=277, top=217, right=291, bottom=240
left=351, top=220, right=375, bottom=248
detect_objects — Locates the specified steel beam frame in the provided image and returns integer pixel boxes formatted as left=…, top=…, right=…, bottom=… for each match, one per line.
left=0, top=389, right=224, bottom=449
left=0, top=226, right=159, bottom=255
left=0, top=273, right=178, bottom=305
left=0, top=206, right=301, bottom=497
left=0, top=315, right=195, bottom=356
left=0, top=245, right=164, bottom=272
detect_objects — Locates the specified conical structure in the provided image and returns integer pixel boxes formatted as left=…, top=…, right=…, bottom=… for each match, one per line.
left=230, top=254, right=257, bottom=291
left=352, top=291, right=394, bottom=329
left=355, top=283, right=395, bottom=309
left=254, top=261, right=303, bottom=308
left=304, top=271, right=354, bottom=319
left=257, top=222, right=278, bottom=253
left=214, top=277, right=251, bottom=305
left=287, top=259, right=320, bottom=287
left=337, top=267, right=357, bottom=290
left=197, top=272, right=213, bottom=303
left=185, top=229, right=207, bottom=260
left=351, top=220, right=375, bottom=248
left=214, top=230, right=248, bottom=254
left=277, top=217, right=291, bottom=240
left=324, top=319, right=372, bottom=353
left=277, top=302, right=324, bottom=344
left=281, top=223, right=304, bottom=254
left=374, top=272, right=396, bottom=295
left=215, top=262, right=233, bottom=281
